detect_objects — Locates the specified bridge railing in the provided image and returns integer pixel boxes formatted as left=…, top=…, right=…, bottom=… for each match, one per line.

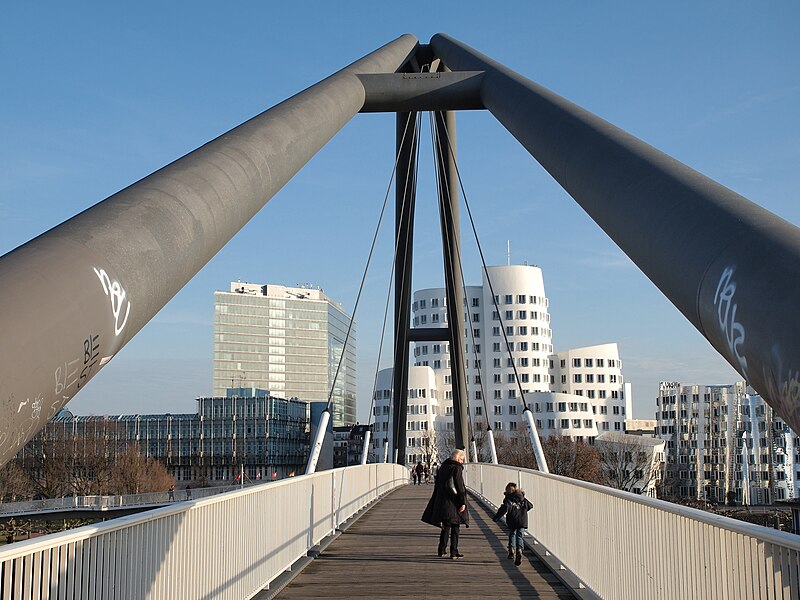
left=0, top=484, right=253, bottom=517
left=468, top=463, right=800, bottom=600
left=0, top=463, right=406, bottom=599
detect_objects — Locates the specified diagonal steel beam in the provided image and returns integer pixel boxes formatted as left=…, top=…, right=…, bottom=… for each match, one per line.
left=0, top=34, right=418, bottom=466
left=431, top=33, right=800, bottom=433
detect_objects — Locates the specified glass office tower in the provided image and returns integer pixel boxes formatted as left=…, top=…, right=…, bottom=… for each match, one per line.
left=213, top=282, right=356, bottom=426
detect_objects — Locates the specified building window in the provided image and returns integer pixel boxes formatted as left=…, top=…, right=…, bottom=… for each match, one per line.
left=473, top=329, right=480, bottom=338
left=475, top=406, right=482, bottom=415
left=493, top=343, right=501, bottom=352
left=506, top=326, right=514, bottom=336
left=517, top=295, right=526, bottom=303
left=509, top=405, right=517, bottom=415
left=472, top=297, right=480, bottom=307
left=518, top=326, right=528, bottom=335
left=493, top=326, right=500, bottom=336
left=509, top=421, right=518, bottom=430
left=585, top=358, right=593, bottom=367
left=432, top=314, right=439, bottom=323
left=517, top=310, right=527, bottom=319
left=561, top=419, right=570, bottom=429
left=494, top=390, right=502, bottom=399
left=586, top=374, right=594, bottom=383
left=505, top=311, right=513, bottom=320
left=495, top=422, right=503, bottom=431
left=472, top=313, right=480, bottom=322
left=574, top=374, right=582, bottom=383
left=573, top=358, right=581, bottom=368
left=494, top=374, right=502, bottom=384
left=505, top=294, right=513, bottom=304
left=420, top=300, right=426, bottom=309
left=597, top=359, right=604, bottom=367
left=519, top=342, right=528, bottom=351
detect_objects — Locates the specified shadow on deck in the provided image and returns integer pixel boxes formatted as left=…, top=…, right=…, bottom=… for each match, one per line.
left=274, top=483, right=577, bottom=599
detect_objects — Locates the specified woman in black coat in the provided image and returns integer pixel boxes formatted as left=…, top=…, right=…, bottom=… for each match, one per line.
left=421, top=449, right=469, bottom=559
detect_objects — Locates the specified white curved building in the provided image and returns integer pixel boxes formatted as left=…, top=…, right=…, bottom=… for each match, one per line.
left=372, top=264, right=632, bottom=464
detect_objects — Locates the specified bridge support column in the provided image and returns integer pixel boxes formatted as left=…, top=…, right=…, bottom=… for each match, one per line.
left=434, top=110, right=469, bottom=452
left=392, top=111, right=419, bottom=466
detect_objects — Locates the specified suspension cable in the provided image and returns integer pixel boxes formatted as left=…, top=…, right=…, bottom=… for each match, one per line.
left=325, top=111, right=417, bottom=418
left=365, top=114, right=416, bottom=432
left=390, top=112, right=423, bottom=462
left=426, top=112, right=485, bottom=455
left=432, top=115, right=531, bottom=413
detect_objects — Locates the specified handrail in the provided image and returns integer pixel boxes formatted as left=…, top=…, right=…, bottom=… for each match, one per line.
left=0, top=484, right=248, bottom=517
left=0, top=464, right=407, bottom=599
left=467, top=463, right=800, bottom=600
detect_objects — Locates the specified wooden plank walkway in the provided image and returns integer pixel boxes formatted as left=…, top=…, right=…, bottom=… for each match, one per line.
left=277, top=484, right=576, bottom=599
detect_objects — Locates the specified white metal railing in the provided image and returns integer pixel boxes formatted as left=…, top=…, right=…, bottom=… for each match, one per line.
left=0, top=484, right=249, bottom=516
left=0, top=463, right=406, bottom=599
left=467, top=463, right=800, bottom=600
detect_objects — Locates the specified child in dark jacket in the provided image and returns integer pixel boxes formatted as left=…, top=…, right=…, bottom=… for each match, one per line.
left=492, top=482, right=533, bottom=566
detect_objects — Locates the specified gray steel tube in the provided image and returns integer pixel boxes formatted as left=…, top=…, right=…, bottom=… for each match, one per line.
left=0, top=34, right=418, bottom=466
left=431, top=33, right=800, bottom=433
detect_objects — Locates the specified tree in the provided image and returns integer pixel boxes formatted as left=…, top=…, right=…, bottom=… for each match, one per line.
left=595, top=436, right=659, bottom=494
left=418, top=427, right=441, bottom=469
left=0, top=460, right=33, bottom=502
left=492, top=430, right=603, bottom=483
left=494, top=429, right=537, bottom=469
left=541, top=435, right=602, bottom=482
left=111, top=447, right=174, bottom=494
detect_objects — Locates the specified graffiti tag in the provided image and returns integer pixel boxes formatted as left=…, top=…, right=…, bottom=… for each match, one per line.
left=713, top=267, right=748, bottom=377
left=94, top=267, right=131, bottom=335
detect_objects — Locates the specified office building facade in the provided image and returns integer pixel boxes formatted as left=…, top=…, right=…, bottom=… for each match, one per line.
left=18, top=389, right=310, bottom=485
left=656, top=381, right=800, bottom=504
left=213, top=282, right=356, bottom=426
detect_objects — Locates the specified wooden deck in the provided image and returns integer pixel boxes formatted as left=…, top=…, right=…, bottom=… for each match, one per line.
left=276, top=484, right=576, bottom=599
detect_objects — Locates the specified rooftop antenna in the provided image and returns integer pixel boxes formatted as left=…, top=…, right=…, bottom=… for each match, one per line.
left=507, top=240, right=511, bottom=266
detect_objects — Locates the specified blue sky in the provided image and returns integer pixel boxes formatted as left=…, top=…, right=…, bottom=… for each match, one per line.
left=1, top=2, right=798, bottom=421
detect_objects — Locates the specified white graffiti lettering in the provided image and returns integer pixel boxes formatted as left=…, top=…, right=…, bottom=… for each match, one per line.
left=94, top=267, right=131, bottom=336
left=30, top=394, right=43, bottom=421
left=16, top=398, right=29, bottom=413
left=714, top=267, right=748, bottom=377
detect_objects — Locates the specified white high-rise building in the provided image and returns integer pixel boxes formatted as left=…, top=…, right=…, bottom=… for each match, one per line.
left=213, top=282, right=356, bottom=426
left=656, top=381, right=800, bottom=505
left=371, top=264, right=631, bottom=464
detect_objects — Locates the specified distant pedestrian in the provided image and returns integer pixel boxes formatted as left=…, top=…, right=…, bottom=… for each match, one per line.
left=421, top=449, right=468, bottom=559
left=168, top=485, right=175, bottom=502
left=411, top=466, right=418, bottom=485
left=492, top=482, right=533, bottom=566
left=185, top=487, right=192, bottom=501
left=424, top=464, right=430, bottom=484
left=414, top=461, right=424, bottom=485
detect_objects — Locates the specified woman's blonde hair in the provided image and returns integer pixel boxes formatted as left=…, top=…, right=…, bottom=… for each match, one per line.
left=450, top=449, right=466, bottom=461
